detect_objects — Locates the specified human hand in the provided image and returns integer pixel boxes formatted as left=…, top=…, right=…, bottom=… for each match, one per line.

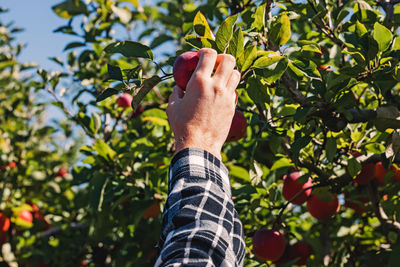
left=166, top=48, right=241, bottom=160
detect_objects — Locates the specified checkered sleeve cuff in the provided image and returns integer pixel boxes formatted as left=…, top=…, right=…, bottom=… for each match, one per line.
left=155, top=148, right=245, bottom=266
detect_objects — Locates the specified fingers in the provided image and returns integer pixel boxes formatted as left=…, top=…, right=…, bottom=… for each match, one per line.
left=193, top=48, right=217, bottom=78
left=213, top=54, right=236, bottom=85
left=226, top=70, right=241, bottom=91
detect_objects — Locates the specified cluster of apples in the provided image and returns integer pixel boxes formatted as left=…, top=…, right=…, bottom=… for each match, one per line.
left=282, top=172, right=340, bottom=220
left=344, top=153, right=400, bottom=213
left=0, top=203, right=50, bottom=246
left=252, top=229, right=312, bottom=265
left=173, top=51, right=247, bottom=142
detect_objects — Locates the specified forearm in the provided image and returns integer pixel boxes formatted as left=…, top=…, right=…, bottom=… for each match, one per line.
left=155, top=148, right=245, bottom=266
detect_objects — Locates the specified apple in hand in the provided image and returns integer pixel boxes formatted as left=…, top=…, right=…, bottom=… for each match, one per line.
left=226, top=109, right=247, bottom=142
left=117, top=93, right=133, bottom=108
left=282, top=172, right=312, bottom=205
left=307, top=189, right=340, bottom=220
left=252, top=229, right=286, bottom=261
left=173, top=51, right=200, bottom=90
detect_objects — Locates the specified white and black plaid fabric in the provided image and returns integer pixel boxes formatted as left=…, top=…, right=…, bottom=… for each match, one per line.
left=155, top=148, right=245, bottom=267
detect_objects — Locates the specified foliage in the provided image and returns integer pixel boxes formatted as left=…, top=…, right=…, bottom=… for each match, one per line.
left=1, top=0, right=400, bottom=266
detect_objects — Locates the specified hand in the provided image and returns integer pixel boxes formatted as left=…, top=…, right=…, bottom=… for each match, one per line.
left=166, top=48, right=241, bottom=160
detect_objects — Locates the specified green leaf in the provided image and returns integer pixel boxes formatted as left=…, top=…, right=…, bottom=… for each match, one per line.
left=111, top=5, right=132, bottom=24
left=215, top=14, right=238, bottom=53
left=251, top=4, right=266, bottom=31
left=238, top=45, right=257, bottom=71
left=246, top=76, right=269, bottom=105
left=150, top=34, right=174, bottom=49
left=393, top=37, right=400, bottom=50
left=348, top=158, right=362, bottom=177
left=228, top=28, right=244, bottom=59
left=271, top=157, right=294, bottom=171
left=131, top=76, right=162, bottom=110
left=388, top=243, right=400, bottom=267
left=89, top=113, right=101, bottom=135
left=355, top=21, right=367, bottom=37
left=52, top=0, right=87, bottom=19
left=107, top=64, right=123, bottom=81
left=104, top=41, right=153, bottom=60
left=193, top=11, right=214, bottom=39
left=261, top=57, right=288, bottom=84
left=184, top=34, right=217, bottom=50
left=325, top=137, right=337, bottom=162
left=373, top=22, right=393, bottom=52
left=229, top=165, right=251, bottom=183
left=253, top=55, right=284, bottom=69
left=96, top=88, right=119, bottom=102
left=269, top=13, right=291, bottom=46
left=63, top=42, right=86, bottom=51
left=291, top=136, right=312, bottom=160
left=94, top=139, right=116, bottom=160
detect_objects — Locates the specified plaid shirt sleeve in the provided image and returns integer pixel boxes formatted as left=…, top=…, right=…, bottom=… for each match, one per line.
left=155, top=148, right=245, bottom=267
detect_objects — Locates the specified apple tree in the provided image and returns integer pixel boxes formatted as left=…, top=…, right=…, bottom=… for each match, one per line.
left=2, top=0, right=400, bottom=266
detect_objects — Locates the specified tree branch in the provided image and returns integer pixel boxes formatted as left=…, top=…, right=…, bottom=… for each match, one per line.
left=367, top=183, right=400, bottom=235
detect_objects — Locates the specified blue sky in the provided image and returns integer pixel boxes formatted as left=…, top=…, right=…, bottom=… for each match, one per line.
left=2, top=0, right=79, bottom=70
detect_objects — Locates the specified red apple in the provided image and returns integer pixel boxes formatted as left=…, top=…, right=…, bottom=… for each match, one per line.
left=374, top=162, right=387, bottom=186
left=130, top=105, right=144, bottom=119
left=287, top=241, right=312, bottom=265
left=282, top=172, right=312, bottom=205
left=55, top=167, right=68, bottom=178
left=307, top=192, right=340, bottom=220
left=117, top=93, right=133, bottom=108
left=19, top=210, right=33, bottom=224
left=226, top=109, right=247, bottom=142
left=252, top=229, right=286, bottom=261
left=142, top=201, right=161, bottom=219
left=354, top=163, right=376, bottom=185
left=0, top=213, right=10, bottom=244
left=390, top=165, right=400, bottom=181
left=8, top=162, right=16, bottom=168
left=318, top=65, right=331, bottom=71
left=173, top=51, right=200, bottom=90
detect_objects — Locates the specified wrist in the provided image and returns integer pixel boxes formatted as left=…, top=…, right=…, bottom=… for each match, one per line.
left=175, top=138, right=222, bottom=160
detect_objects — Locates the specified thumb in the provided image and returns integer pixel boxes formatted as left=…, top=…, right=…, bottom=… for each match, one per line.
left=168, top=85, right=184, bottom=104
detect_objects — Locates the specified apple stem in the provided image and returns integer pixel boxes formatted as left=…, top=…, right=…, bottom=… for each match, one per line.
left=273, top=184, right=321, bottom=229
left=151, top=60, right=169, bottom=76
left=160, top=74, right=174, bottom=81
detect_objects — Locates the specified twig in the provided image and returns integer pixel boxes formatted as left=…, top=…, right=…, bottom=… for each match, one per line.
left=37, top=223, right=85, bottom=238
left=367, top=183, right=400, bottom=235
left=45, top=86, right=93, bottom=138
left=306, top=0, right=344, bottom=47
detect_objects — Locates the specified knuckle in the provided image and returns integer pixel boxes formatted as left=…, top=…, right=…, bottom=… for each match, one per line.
left=214, top=84, right=225, bottom=93
left=199, top=48, right=217, bottom=57
left=223, top=54, right=236, bottom=64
